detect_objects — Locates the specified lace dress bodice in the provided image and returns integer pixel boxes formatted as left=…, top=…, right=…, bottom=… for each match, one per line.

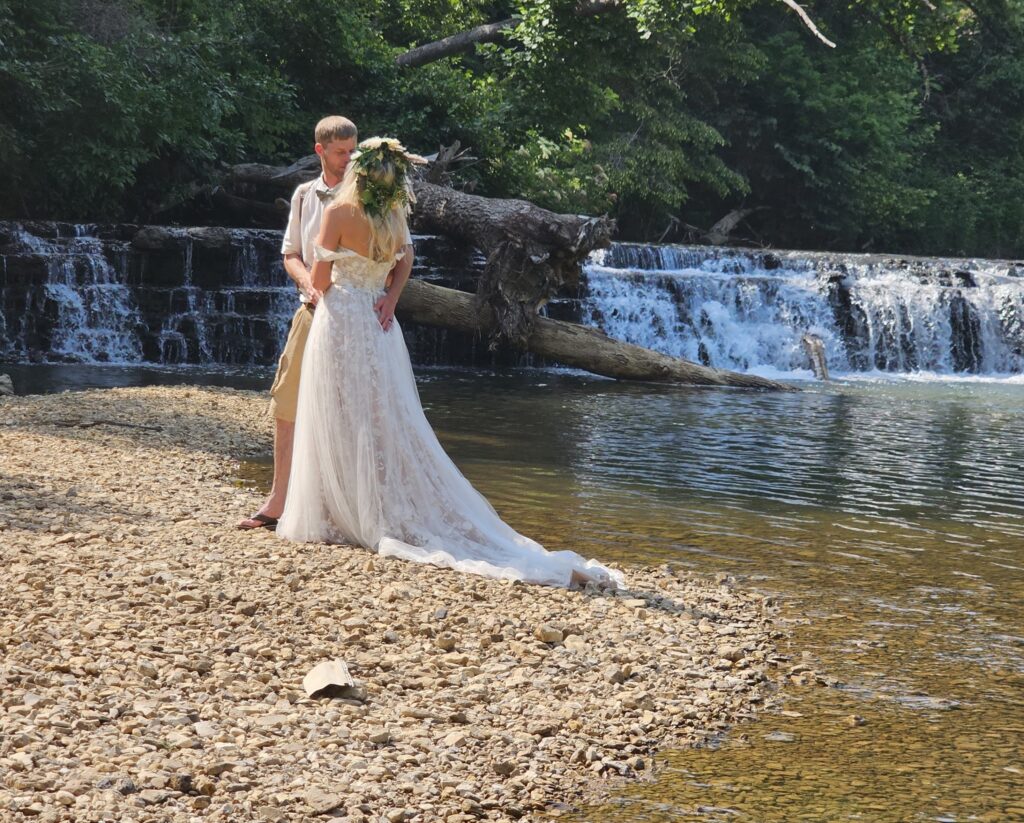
left=314, top=244, right=403, bottom=291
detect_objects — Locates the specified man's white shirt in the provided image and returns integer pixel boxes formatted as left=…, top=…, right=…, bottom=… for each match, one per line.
left=281, top=174, right=413, bottom=304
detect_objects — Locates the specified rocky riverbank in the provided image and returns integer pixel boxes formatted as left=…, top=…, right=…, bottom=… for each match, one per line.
left=0, top=386, right=784, bottom=823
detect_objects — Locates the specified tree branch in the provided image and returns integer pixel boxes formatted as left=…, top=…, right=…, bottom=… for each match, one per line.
left=396, top=18, right=517, bottom=68
left=780, top=0, right=837, bottom=48
left=395, top=1, right=623, bottom=68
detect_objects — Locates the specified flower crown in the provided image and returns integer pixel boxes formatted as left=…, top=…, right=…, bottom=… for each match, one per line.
left=351, top=137, right=427, bottom=219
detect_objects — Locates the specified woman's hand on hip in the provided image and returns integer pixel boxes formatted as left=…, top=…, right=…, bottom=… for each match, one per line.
left=374, top=293, right=398, bottom=332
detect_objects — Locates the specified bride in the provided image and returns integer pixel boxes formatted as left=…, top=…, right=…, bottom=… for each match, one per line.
left=276, top=138, right=623, bottom=590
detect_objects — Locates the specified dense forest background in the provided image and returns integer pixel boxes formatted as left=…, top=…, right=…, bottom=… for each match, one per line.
left=2, top=0, right=1022, bottom=257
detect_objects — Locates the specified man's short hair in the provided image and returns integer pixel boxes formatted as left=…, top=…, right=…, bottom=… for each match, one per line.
left=315, top=116, right=357, bottom=145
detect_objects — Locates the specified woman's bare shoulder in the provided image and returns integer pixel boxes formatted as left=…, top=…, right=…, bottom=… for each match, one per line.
left=324, top=202, right=360, bottom=221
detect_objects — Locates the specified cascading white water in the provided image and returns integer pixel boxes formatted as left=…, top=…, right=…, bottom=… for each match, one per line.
left=24, top=227, right=145, bottom=363
left=5, top=223, right=1023, bottom=376
left=582, top=244, right=1024, bottom=376
left=1, top=222, right=296, bottom=366
left=157, top=236, right=211, bottom=364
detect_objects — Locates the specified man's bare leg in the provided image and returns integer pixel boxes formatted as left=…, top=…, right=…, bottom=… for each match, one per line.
left=237, top=418, right=295, bottom=528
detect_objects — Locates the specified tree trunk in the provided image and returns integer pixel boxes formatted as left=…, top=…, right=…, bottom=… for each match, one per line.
left=398, top=280, right=795, bottom=390
left=226, top=161, right=313, bottom=198
left=211, top=187, right=288, bottom=225
left=411, top=180, right=613, bottom=347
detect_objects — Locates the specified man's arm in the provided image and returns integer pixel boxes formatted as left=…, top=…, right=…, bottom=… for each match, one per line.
left=283, top=253, right=321, bottom=306
left=374, top=243, right=414, bottom=332
left=281, top=182, right=321, bottom=305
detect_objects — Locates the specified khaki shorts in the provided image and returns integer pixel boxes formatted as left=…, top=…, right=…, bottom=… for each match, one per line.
left=269, top=303, right=315, bottom=422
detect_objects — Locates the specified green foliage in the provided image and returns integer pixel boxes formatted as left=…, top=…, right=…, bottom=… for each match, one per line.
left=910, top=0, right=1024, bottom=256
left=0, top=0, right=294, bottom=219
left=707, top=20, right=937, bottom=250
left=3, top=0, right=1023, bottom=258
left=492, top=127, right=613, bottom=214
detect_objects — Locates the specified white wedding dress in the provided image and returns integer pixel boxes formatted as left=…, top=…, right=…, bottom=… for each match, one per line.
left=276, top=244, right=624, bottom=589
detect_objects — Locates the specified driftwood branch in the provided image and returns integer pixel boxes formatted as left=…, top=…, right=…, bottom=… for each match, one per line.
left=800, top=333, right=830, bottom=381
left=423, top=141, right=477, bottom=184
left=705, top=207, right=769, bottom=245
left=680, top=207, right=768, bottom=246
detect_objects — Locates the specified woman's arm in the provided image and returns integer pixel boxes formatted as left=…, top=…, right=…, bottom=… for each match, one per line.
left=374, top=244, right=414, bottom=332
left=386, top=244, right=414, bottom=300
left=311, top=206, right=345, bottom=294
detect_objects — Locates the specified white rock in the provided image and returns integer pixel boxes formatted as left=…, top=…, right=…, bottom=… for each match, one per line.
left=303, top=660, right=355, bottom=698
left=193, top=721, right=218, bottom=738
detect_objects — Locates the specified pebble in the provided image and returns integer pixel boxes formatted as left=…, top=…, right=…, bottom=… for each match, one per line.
left=0, top=386, right=781, bottom=821
left=534, top=625, right=564, bottom=644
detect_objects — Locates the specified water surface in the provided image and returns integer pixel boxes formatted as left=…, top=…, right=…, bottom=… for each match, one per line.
left=409, top=372, right=1024, bottom=822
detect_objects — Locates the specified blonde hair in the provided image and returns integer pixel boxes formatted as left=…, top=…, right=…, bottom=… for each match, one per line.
left=331, top=145, right=415, bottom=262
left=314, top=115, right=357, bottom=146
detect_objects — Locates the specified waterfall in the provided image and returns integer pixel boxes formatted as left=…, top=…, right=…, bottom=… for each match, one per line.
left=4, top=221, right=1022, bottom=377
left=0, top=221, right=491, bottom=369
left=582, top=244, right=1024, bottom=376
left=2, top=224, right=145, bottom=363
left=0, top=222, right=296, bottom=367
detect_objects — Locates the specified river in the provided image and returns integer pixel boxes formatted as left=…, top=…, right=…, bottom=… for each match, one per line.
left=4, top=223, right=1023, bottom=820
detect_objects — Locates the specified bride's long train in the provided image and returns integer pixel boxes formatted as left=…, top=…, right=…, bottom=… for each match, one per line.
left=276, top=247, right=624, bottom=589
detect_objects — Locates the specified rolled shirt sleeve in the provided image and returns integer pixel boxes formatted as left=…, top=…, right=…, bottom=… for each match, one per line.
left=280, top=185, right=305, bottom=257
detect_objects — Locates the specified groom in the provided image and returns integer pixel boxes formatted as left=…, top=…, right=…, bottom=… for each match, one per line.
left=237, top=115, right=356, bottom=530
left=237, top=115, right=415, bottom=529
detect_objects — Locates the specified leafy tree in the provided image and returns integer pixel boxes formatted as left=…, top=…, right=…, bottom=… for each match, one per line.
left=0, top=0, right=294, bottom=219
left=3, top=0, right=1023, bottom=259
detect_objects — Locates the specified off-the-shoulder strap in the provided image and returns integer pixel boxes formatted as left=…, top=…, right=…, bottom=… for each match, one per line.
left=313, top=244, right=356, bottom=262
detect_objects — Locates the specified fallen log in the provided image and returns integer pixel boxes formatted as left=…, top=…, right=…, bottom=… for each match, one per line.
left=226, top=162, right=313, bottom=196
left=217, top=155, right=795, bottom=391
left=211, top=187, right=287, bottom=225
left=219, top=161, right=609, bottom=346
left=398, top=280, right=795, bottom=390
left=411, top=180, right=613, bottom=348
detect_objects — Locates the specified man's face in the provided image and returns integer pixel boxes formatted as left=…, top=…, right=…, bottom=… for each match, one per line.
left=316, top=137, right=357, bottom=179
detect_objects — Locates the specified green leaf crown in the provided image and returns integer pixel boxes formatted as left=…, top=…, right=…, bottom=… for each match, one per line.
left=351, top=137, right=427, bottom=219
